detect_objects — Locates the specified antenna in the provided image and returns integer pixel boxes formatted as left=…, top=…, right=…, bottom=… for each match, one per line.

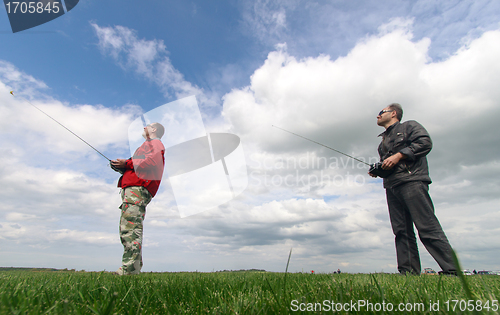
left=272, top=125, right=370, bottom=166
left=10, top=91, right=111, bottom=161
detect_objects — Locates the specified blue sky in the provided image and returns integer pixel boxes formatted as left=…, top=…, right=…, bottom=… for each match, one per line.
left=1, top=0, right=500, bottom=274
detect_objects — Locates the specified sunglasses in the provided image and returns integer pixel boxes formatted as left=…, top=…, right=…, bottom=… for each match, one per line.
left=378, top=109, right=394, bottom=116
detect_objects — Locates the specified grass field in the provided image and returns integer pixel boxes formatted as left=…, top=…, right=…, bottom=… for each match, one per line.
left=1, top=268, right=499, bottom=314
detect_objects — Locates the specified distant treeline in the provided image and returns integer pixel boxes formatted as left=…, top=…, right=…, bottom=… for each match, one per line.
left=0, top=267, right=76, bottom=272
left=216, top=269, right=267, bottom=273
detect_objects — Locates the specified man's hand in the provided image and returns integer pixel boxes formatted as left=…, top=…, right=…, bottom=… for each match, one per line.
left=381, top=152, right=405, bottom=170
left=368, top=172, right=377, bottom=178
left=111, top=159, right=127, bottom=169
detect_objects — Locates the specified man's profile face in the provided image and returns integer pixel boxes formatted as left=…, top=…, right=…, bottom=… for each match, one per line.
left=142, top=124, right=156, bottom=139
left=377, top=107, right=394, bottom=126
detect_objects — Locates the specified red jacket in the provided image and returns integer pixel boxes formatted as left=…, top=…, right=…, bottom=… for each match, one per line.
left=117, top=138, right=165, bottom=197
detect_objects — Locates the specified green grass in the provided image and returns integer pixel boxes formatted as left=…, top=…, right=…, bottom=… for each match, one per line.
left=1, top=270, right=499, bottom=314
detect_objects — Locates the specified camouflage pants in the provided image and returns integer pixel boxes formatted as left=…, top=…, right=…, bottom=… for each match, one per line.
left=119, top=186, right=152, bottom=275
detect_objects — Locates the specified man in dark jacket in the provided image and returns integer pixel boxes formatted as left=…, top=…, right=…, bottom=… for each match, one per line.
left=111, top=122, right=165, bottom=275
left=369, top=104, right=456, bottom=275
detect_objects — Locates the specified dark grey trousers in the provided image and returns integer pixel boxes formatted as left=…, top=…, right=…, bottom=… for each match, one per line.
left=386, top=181, right=456, bottom=274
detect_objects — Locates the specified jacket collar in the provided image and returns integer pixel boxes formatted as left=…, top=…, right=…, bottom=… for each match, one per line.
left=378, top=121, right=400, bottom=137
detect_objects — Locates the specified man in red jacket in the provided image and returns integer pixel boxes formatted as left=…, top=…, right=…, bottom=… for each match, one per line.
left=111, top=122, right=165, bottom=275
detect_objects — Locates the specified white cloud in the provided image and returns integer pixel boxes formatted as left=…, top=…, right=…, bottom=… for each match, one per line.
left=91, top=23, right=204, bottom=100
left=0, top=223, right=27, bottom=241
left=0, top=60, right=48, bottom=96
left=91, top=22, right=226, bottom=123
left=240, top=0, right=290, bottom=44
left=47, top=229, right=118, bottom=246
left=5, top=213, right=38, bottom=221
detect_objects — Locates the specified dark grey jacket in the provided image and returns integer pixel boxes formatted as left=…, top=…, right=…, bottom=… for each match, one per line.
left=378, top=120, right=432, bottom=189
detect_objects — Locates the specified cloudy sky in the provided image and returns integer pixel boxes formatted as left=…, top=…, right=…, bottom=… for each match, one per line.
left=1, top=0, right=500, bottom=274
